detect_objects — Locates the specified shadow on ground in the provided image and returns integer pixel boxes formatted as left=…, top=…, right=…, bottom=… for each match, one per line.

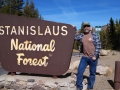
left=8, top=72, right=73, bottom=78
left=107, top=80, right=114, bottom=89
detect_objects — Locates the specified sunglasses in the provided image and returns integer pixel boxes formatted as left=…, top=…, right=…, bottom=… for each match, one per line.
left=84, top=25, right=90, bottom=27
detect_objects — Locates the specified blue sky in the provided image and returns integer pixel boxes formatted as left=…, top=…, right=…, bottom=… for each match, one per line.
left=27, top=0, right=120, bottom=29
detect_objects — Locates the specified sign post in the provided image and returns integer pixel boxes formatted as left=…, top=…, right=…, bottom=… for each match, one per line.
left=95, top=26, right=102, bottom=34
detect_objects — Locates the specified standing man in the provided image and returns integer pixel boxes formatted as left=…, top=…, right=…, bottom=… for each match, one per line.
left=75, top=22, right=101, bottom=90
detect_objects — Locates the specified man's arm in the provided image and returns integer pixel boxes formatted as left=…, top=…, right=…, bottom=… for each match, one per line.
left=94, top=33, right=101, bottom=59
left=75, top=32, right=83, bottom=41
left=75, top=33, right=81, bottom=40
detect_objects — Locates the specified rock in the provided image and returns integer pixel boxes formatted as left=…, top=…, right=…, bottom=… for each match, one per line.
left=32, top=85, right=46, bottom=90
left=69, top=83, right=75, bottom=88
left=105, top=66, right=114, bottom=76
left=27, top=82, right=34, bottom=89
left=0, top=84, right=4, bottom=89
left=106, top=50, right=111, bottom=53
left=38, top=80, right=45, bottom=85
left=0, top=77, right=6, bottom=82
left=63, top=60, right=80, bottom=75
left=70, top=73, right=77, bottom=79
left=70, top=80, right=76, bottom=85
left=44, top=82, right=57, bottom=88
left=16, top=72, right=21, bottom=75
left=68, top=76, right=76, bottom=82
left=49, top=87, right=59, bottom=90
left=9, top=84, right=23, bottom=90
left=0, top=88, right=8, bottom=90
left=96, top=65, right=107, bottom=75
left=54, top=82, right=58, bottom=85
left=96, top=65, right=114, bottom=75
left=16, top=79, right=20, bottom=82
left=4, top=81, right=11, bottom=87
left=6, top=77, right=16, bottom=82
left=16, top=80, right=26, bottom=85
left=100, top=49, right=108, bottom=56
left=0, top=81, right=6, bottom=86
left=27, top=79, right=35, bottom=82
left=112, top=52, right=117, bottom=55
left=58, top=82, right=69, bottom=87
left=59, top=87, right=77, bottom=90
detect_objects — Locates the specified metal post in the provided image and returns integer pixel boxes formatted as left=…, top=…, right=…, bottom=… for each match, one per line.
left=114, top=61, right=120, bottom=90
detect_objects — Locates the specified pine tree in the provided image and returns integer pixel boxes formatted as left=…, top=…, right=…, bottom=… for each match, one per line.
left=117, top=26, right=120, bottom=50
left=0, top=0, right=4, bottom=9
left=0, top=0, right=10, bottom=14
left=109, top=17, right=116, bottom=34
left=119, top=19, right=120, bottom=25
left=15, top=0, right=24, bottom=16
left=0, top=0, right=43, bottom=19
left=115, top=19, right=119, bottom=28
left=23, top=0, right=32, bottom=17
left=115, top=19, right=120, bottom=50
left=79, top=22, right=84, bottom=33
left=29, top=1, right=39, bottom=18
left=23, top=0, right=43, bottom=19
left=109, top=17, right=116, bottom=49
left=39, top=14, right=44, bottom=20
left=0, top=0, right=24, bottom=15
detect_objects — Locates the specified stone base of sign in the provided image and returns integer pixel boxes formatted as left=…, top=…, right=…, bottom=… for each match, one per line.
left=0, top=73, right=78, bottom=90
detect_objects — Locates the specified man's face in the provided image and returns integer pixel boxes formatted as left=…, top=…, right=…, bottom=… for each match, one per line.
left=84, top=25, right=90, bottom=30
left=83, top=25, right=91, bottom=33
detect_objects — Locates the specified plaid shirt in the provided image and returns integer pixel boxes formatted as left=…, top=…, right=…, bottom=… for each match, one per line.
left=75, top=32, right=101, bottom=58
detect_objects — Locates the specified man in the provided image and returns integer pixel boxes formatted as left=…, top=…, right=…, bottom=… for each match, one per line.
left=74, top=22, right=101, bottom=90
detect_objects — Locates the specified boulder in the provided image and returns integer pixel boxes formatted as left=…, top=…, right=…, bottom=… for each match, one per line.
left=105, top=66, right=114, bottom=76
left=44, top=82, right=57, bottom=88
left=63, top=60, right=80, bottom=75
left=96, top=65, right=107, bottom=75
left=96, top=65, right=114, bottom=75
left=106, top=50, right=111, bottom=53
left=6, top=77, right=16, bottom=82
left=100, top=49, right=108, bottom=56
left=0, top=77, right=6, bottom=82
left=112, top=52, right=117, bottom=55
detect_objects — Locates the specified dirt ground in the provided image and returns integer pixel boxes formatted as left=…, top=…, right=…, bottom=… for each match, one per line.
left=83, top=50, right=120, bottom=90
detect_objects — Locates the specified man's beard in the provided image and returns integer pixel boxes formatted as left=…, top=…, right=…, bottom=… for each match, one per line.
left=84, top=29, right=91, bottom=34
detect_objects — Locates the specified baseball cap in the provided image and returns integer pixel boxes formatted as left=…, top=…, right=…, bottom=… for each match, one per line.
left=83, top=22, right=90, bottom=26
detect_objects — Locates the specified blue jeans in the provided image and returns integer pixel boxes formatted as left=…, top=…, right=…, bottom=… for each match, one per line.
left=76, top=56, right=98, bottom=89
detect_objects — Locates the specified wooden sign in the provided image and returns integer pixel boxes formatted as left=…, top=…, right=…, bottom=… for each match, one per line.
left=0, top=14, right=75, bottom=75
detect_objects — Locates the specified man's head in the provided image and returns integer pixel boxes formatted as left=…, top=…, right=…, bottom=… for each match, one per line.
left=83, top=22, right=92, bottom=34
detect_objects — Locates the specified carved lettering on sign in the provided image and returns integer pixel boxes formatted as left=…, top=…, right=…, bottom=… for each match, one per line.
left=0, top=26, right=68, bottom=36
left=11, top=39, right=55, bottom=52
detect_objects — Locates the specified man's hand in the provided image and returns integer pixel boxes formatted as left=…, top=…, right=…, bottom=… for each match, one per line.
left=92, top=57, right=96, bottom=61
left=72, top=25, right=76, bottom=29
